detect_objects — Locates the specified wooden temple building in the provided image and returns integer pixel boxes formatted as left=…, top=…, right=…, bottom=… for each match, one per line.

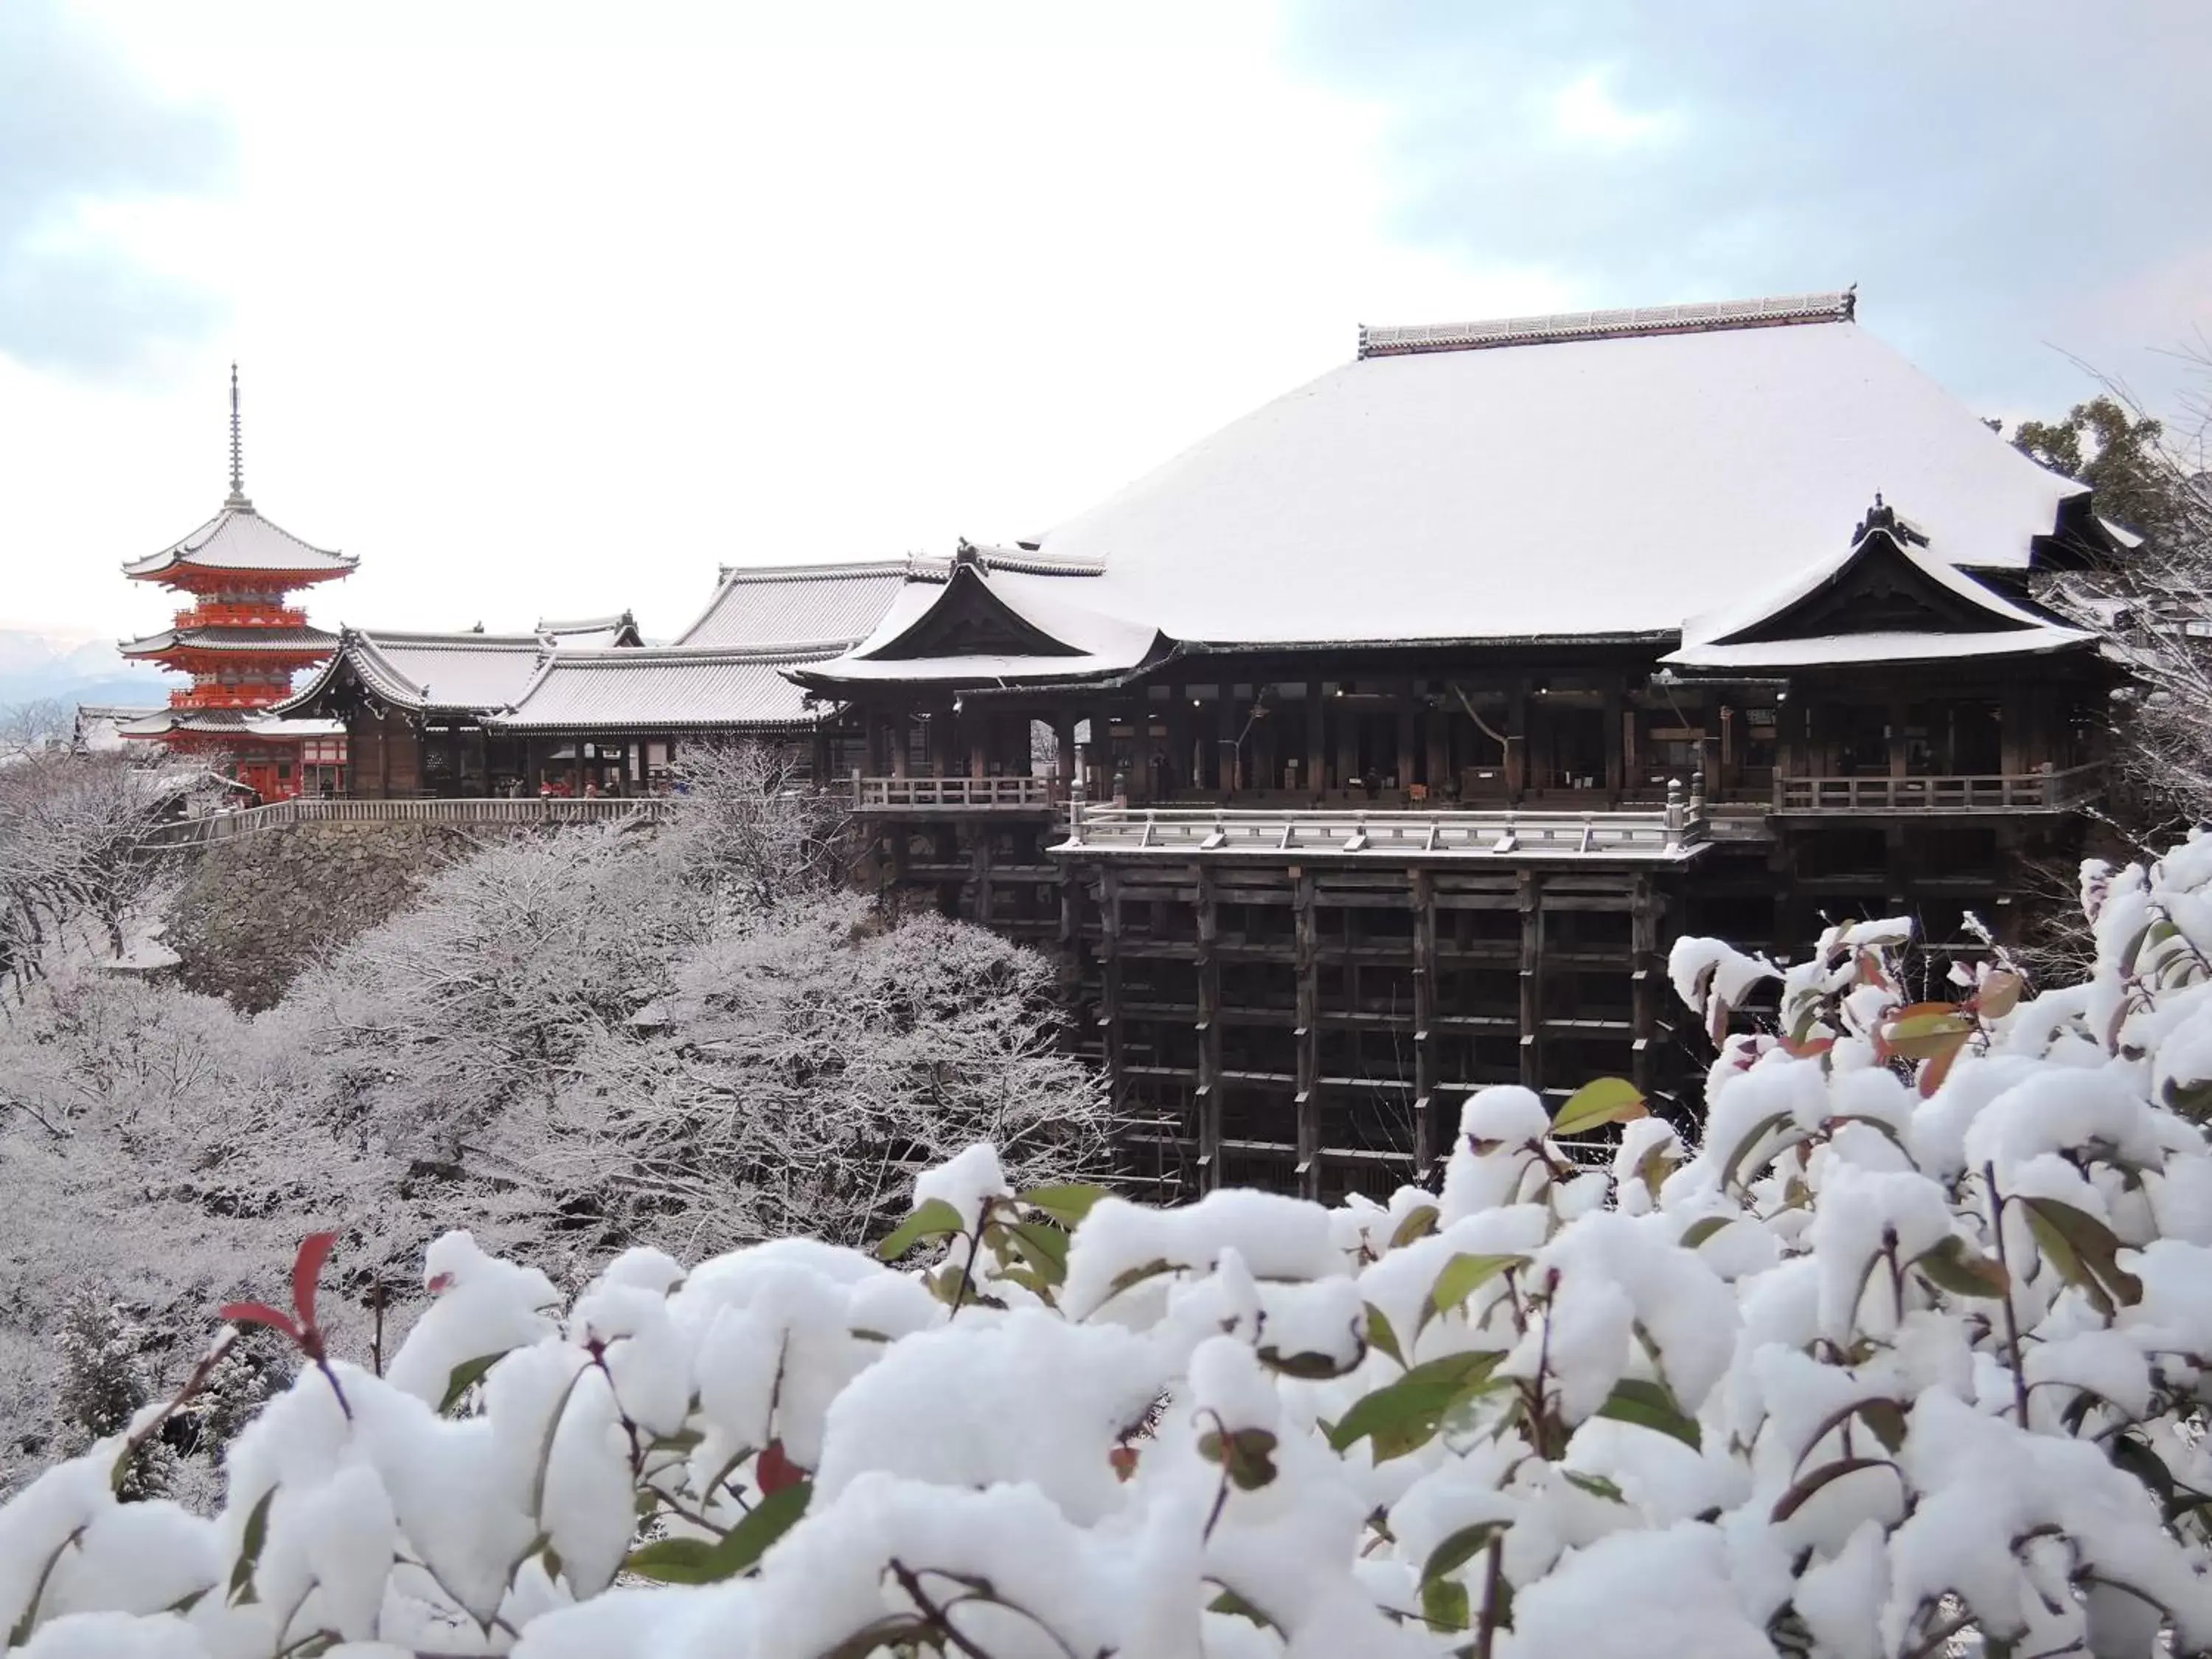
left=262, top=291, right=2128, bottom=1200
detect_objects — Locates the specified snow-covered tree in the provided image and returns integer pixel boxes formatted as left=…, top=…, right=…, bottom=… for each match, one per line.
left=0, top=751, right=184, bottom=1004
left=16, top=834, right=2212, bottom=1655
left=2026, top=364, right=2212, bottom=830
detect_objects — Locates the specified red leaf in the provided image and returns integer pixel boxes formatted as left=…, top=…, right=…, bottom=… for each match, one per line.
left=1778, top=1034, right=1834, bottom=1060
left=220, top=1301, right=300, bottom=1341
left=1110, top=1445, right=1139, bottom=1483
left=292, top=1231, right=338, bottom=1334
left=757, top=1439, right=804, bottom=1495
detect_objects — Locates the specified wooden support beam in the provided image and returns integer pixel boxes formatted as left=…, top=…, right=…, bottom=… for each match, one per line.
left=1294, top=867, right=1321, bottom=1200
left=1305, top=680, right=1326, bottom=796
left=1630, top=874, right=1660, bottom=1096
left=970, top=828, right=995, bottom=928
left=1518, top=869, right=1544, bottom=1092
left=1196, top=866, right=1222, bottom=1190
left=1396, top=681, right=1417, bottom=792
left=1099, top=867, right=1126, bottom=1119
left=1411, top=867, right=1439, bottom=1175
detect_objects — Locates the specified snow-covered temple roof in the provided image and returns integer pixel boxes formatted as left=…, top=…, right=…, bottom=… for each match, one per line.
left=1028, top=291, right=2091, bottom=648
left=792, top=545, right=1163, bottom=690
left=536, top=612, right=644, bottom=649
left=274, top=629, right=577, bottom=717
left=122, top=501, right=357, bottom=584
left=674, top=560, right=913, bottom=650
left=490, top=644, right=838, bottom=732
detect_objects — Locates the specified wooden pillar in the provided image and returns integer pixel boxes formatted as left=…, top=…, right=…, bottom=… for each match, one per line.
left=1305, top=681, right=1325, bottom=796
left=1505, top=681, right=1528, bottom=800
left=1621, top=700, right=1641, bottom=799
left=1294, top=868, right=1321, bottom=1200
left=1517, top=870, right=1544, bottom=1093
left=2000, top=690, right=2028, bottom=776
left=968, top=706, right=988, bottom=781
left=1425, top=695, right=1448, bottom=794
left=1334, top=690, right=1357, bottom=794
left=1630, top=876, right=1660, bottom=1096
left=1098, top=868, right=1125, bottom=1118
left=1604, top=682, right=1626, bottom=801
left=1196, top=866, right=1222, bottom=1190
left=1411, top=867, right=1439, bottom=1176
left=1396, top=680, right=1416, bottom=793
left=1890, top=698, right=1911, bottom=780
left=968, top=829, right=995, bottom=927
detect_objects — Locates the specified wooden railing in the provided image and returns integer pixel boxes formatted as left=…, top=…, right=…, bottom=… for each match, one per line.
left=146, top=796, right=674, bottom=847
left=1771, top=764, right=2104, bottom=814
left=853, top=774, right=1057, bottom=810
left=1056, top=801, right=1703, bottom=862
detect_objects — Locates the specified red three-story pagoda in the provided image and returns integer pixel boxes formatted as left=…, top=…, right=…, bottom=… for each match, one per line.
left=119, top=370, right=356, bottom=801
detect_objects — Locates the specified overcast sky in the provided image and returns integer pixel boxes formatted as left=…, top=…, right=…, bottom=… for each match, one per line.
left=4, top=0, right=2206, bottom=643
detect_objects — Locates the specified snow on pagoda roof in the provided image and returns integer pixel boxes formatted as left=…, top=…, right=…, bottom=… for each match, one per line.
left=1032, top=293, right=2087, bottom=648
left=119, top=624, right=338, bottom=657
left=490, top=644, right=841, bottom=732
left=122, top=501, right=357, bottom=581
left=118, top=709, right=344, bottom=740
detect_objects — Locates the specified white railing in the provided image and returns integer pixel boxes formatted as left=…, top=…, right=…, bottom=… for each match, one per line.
left=1054, top=800, right=1702, bottom=862
left=1772, top=764, right=2103, bottom=814
left=853, top=774, right=1056, bottom=810
left=147, top=796, right=674, bottom=847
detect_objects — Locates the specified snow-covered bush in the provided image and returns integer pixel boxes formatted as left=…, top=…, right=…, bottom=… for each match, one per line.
left=0, top=755, right=1105, bottom=1492
left=18, top=838, right=2212, bottom=1656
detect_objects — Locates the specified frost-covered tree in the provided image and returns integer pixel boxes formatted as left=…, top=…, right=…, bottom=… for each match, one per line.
left=0, top=750, right=183, bottom=1004
left=18, top=834, right=2212, bottom=1655
left=2021, top=363, right=2212, bottom=830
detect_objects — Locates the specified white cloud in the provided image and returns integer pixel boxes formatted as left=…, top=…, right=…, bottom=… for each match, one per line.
left=3, top=0, right=1563, bottom=643
left=1551, top=69, right=1675, bottom=150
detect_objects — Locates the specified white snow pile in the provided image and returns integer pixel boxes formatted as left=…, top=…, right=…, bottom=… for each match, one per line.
left=17, top=840, right=2212, bottom=1658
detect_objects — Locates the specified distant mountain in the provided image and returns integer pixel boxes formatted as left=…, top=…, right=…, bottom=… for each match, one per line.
left=0, top=630, right=167, bottom=713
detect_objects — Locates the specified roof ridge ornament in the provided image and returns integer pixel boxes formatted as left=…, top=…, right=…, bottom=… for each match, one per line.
left=1852, top=492, right=1930, bottom=547
left=224, top=363, right=254, bottom=513
left=1357, top=290, right=1859, bottom=359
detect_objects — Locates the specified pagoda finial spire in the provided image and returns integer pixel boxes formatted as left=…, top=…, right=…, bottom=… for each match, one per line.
left=225, top=362, right=253, bottom=512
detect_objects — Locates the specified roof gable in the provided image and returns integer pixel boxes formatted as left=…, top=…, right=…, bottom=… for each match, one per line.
left=1717, top=502, right=2031, bottom=645
left=859, top=558, right=1086, bottom=661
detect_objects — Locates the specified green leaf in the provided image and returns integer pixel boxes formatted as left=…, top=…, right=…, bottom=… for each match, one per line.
left=1594, top=1378, right=1701, bottom=1450
left=1421, top=1520, right=1506, bottom=1587
left=1562, top=1470, right=1626, bottom=1503
left=1793, top=1397, right=1910, bottom=1469
left=1257, top=1346, right=1359, bottom=1380
left=1198, top=1427, right=1279, bottom=1490
left=1913, top=1236, right=2011, bottom=1300
left=1208, top=1589, right=1277, bottom=1630
left=623, top=1481, right=813, bottom=1583
left=1717, top=1111, right=1797, bottom=1195
left=1678, top=1217, right=1733, bottom=1250
left=1363, top=1303, right=1405, bottom=1367
left=1004, top=1220, right=1070, bottom=1286
left=1328, top=1350, right=1506, bottom=1460
left=1770, top=1456, right=1897, bottom=1523
left=439, top=1350, right=508, bottom=1415
left=1388, top=1204, right=1440, bottom=1250
left=1105, top=1256, right=1178, bottom=1297
left=1422, top=1253, right=1525, bottom=1333
left=2022, top=1196, right=2143, bottom=1315
left=228, top=1488, right=276, bottom=1605
left=1422, top=1575, right=1471, bottom=1633
left=1551, top=1077, right=1647, bottom=1138
left=876, top=1197, right=966, bottom=1262
left=1018, top=1183, right=1109, bottom=1228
